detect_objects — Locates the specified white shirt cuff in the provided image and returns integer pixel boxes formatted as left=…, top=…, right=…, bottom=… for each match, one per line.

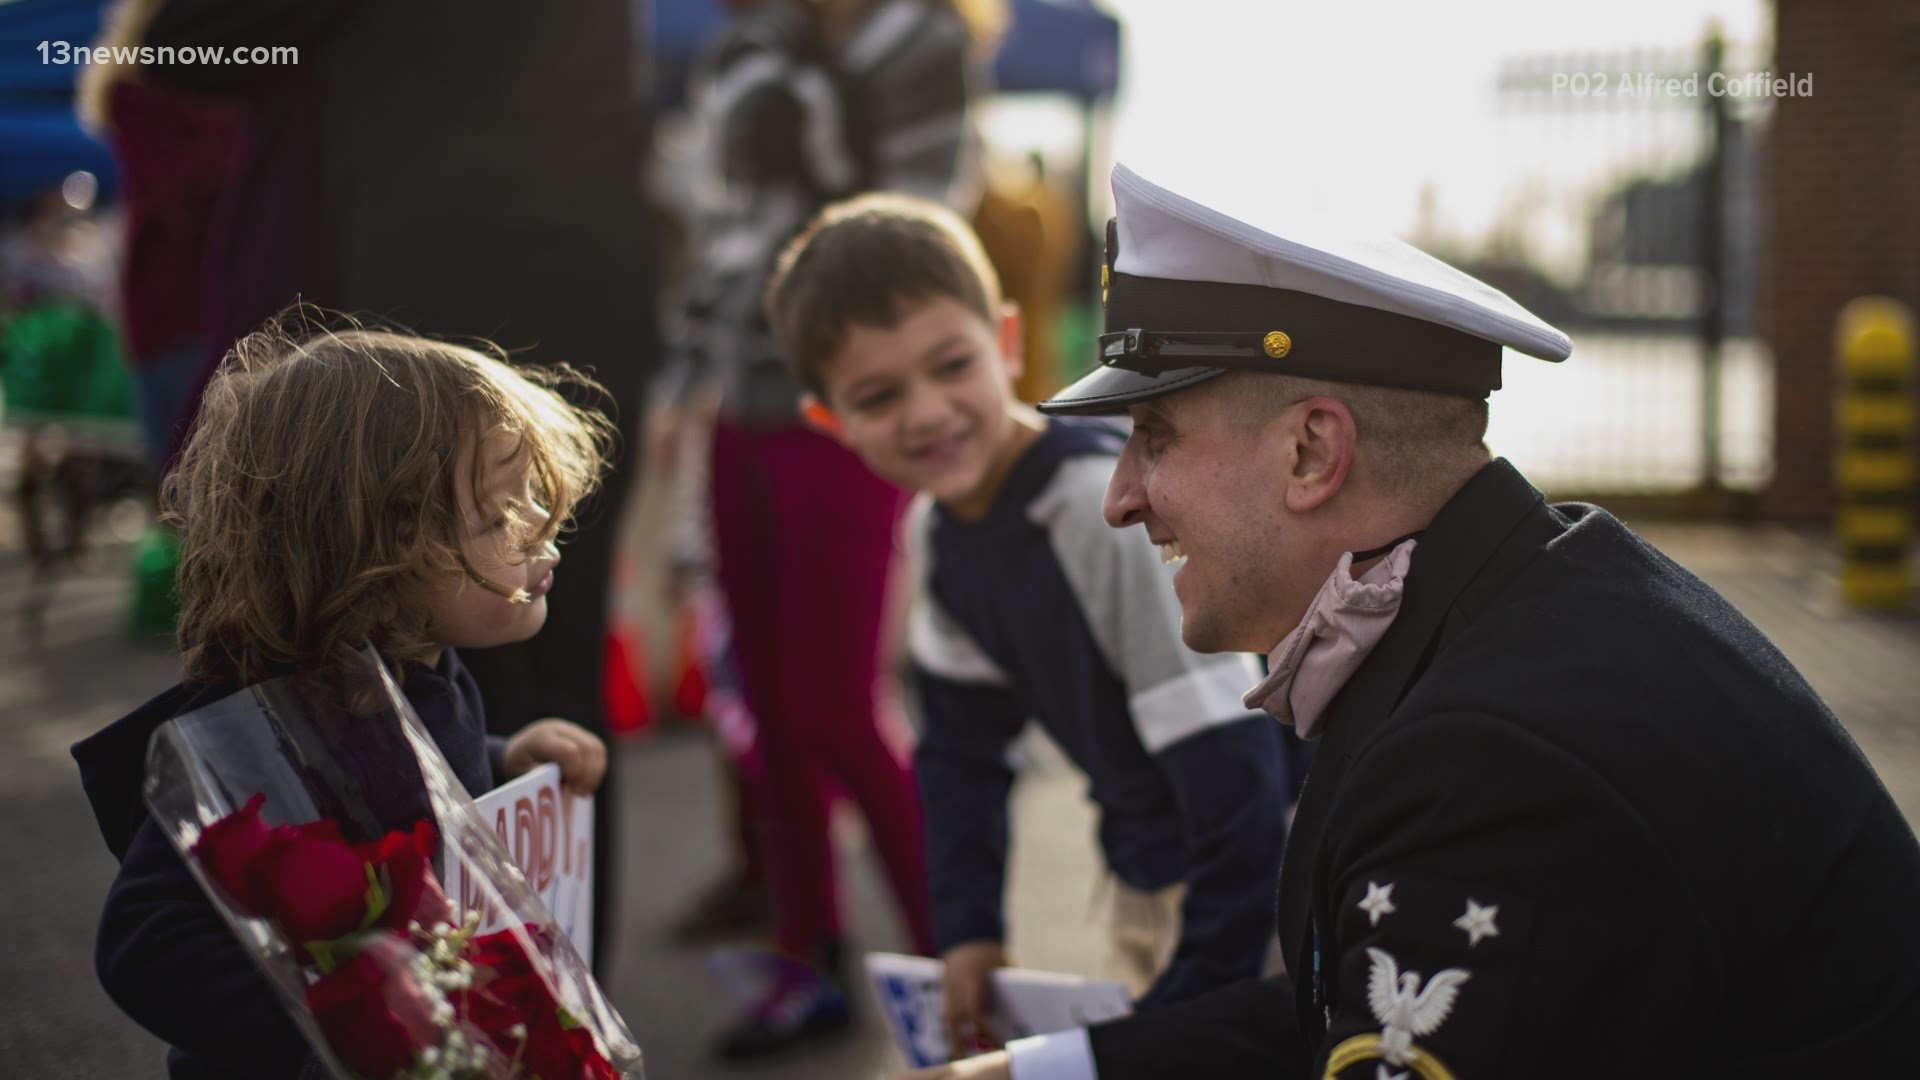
left=1006, top=1027, right=1098, bottom=1080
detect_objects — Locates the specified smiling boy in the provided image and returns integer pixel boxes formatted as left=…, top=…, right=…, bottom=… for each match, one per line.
left=765, top=194, right=1294, bottom=1054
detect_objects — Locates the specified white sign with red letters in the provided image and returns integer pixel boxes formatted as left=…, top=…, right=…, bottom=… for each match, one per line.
left=446, top=764, right=594, bottom=960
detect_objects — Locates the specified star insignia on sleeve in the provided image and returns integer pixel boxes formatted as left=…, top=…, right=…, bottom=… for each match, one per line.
left=1357, top=880, right=1397, bottom=927
left=1452, top=898, right=1501, bottom=947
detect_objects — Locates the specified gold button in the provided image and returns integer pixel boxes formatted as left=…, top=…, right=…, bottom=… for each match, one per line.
left=1263, top=331, right=1292, bottom=359
left=1101, top=264, right=1111, bottom=306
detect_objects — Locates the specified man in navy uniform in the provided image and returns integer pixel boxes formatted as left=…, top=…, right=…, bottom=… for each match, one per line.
left=899, top=162, right=1920, bottom=1079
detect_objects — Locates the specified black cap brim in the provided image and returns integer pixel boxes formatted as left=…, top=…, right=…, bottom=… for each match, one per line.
left=1037, top=363, right=1230, bottom=416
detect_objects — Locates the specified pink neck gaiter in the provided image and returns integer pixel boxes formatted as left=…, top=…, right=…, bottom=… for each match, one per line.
left=1242, top=538, right=1418, bottom=738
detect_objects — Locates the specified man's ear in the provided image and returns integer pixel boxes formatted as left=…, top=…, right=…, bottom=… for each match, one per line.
left=1284, top=395, right=1357, bottom=514
left=799, top=394, right=849, bottom=443
left=998, top=301, right=1025, bottom=382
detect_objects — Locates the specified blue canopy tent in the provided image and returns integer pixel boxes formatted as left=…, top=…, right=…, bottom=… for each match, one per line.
left=989, top=0, right=1120, bottom=99
left=4, top=0, right=1121, bottom=205
left=0, top=0, right=117, bottom=205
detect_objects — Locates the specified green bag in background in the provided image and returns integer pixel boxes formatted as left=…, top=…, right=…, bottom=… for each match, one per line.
left=0, top=302, right=136, bottom=423
left=131, top=523, right=180, bottom=638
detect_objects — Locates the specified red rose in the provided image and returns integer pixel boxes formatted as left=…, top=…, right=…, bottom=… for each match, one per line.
left=192, top=794, right=274, bottom=914
left=358, top=821, right=456, bottom=933
left=519, top=1018, right=572, bottom=1080
left=456, top=928, right=575, bottom=1069
left=577, top=1033, right=621, bottom=1080
left=250, top=819, right=375, bottom=946
left=478, top=998, right=568, bottom=1080
left=525, top=1021, right=618, bottom=1080
left=457, top=969, right=548, bottom=1040
left=466, top=925, right=550, bottom=976
left=304, top=933, right=443, bottom=1077
left=458, top=949, right=558, bottom=1049
left=459, top=966, right=618, bottom=1079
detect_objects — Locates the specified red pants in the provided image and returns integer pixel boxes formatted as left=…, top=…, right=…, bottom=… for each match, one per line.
left=709, top=420, right=934, bottom=959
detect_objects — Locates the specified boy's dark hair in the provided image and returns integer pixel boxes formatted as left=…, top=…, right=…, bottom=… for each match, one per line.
left=766, top=192, right=1003, bottom=397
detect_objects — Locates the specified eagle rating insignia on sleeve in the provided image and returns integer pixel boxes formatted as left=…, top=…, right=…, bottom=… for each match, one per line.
left=1366, top=947, right=1470, bottom=1066
left=1323, top=876, right=1533, bottom=1080
left=1321, top=947, right=1470, bottom=1080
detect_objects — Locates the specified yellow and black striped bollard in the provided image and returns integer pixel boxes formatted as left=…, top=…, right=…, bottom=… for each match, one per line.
left=1835, top=297, right=1915, bottom=609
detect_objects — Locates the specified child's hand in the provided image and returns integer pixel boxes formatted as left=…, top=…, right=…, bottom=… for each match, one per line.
left=502, top=719, right=608, bottom=795
left=941, top=940, right=1008, bottom=1054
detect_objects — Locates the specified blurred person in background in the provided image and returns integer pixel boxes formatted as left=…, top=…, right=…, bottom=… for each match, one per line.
left=1, top=188, right=137, bottom=637
left=74, top=0, right=247, bottom=639
left=658, top=0, right=1006, bottom=1060
left=128, top=0, right=660, bottom=971
left=76, top=0, right=244, bottom=472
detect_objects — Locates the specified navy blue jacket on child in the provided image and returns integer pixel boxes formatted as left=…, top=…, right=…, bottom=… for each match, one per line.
left=910, top=419, right=1293, bottom=1009
left=72, top=648, right=505, bottom=1080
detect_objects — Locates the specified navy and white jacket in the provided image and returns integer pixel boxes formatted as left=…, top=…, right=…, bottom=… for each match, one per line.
left=72, top=649, right=504, bottom=1080
left=910, top=419, right=1291, bottom=1009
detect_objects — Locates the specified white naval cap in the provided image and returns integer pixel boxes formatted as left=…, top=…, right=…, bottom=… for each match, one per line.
left=1039, top=163, right=1574, bottom=415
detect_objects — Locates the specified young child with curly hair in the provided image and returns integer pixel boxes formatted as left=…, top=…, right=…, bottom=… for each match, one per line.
left=73, top=319, right=615, bottom=1078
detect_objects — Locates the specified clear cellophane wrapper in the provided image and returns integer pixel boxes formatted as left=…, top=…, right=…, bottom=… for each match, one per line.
left=142, top=645, right=644, bottom=1079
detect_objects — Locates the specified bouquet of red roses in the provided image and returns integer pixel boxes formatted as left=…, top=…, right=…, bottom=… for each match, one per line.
left=142, top=646, right=643, bottom=1079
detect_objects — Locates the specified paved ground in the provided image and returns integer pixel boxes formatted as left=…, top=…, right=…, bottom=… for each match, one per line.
left=0, top=520, right=1915, bottom=1079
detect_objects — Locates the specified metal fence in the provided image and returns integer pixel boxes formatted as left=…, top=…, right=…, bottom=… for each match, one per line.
left=1483, top=30, right=1776, bottom=503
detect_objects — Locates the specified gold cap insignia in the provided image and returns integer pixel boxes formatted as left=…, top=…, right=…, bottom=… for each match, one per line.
left=1263, top=331, right=1293, bottom=359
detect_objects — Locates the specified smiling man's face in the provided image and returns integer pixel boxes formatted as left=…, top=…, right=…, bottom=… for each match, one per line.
left=1102, top=377, right=1308, bottom=654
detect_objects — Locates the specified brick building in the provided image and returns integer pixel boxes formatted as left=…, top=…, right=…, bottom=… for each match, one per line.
left=1767, top=0, right=1920, bottom=519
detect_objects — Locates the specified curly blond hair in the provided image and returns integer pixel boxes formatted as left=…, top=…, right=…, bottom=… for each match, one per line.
left=165, top=315, right=615, bottom=686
